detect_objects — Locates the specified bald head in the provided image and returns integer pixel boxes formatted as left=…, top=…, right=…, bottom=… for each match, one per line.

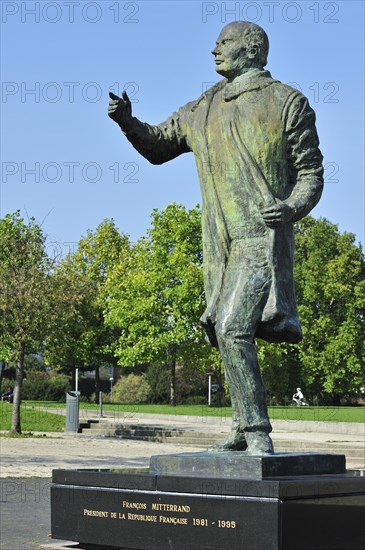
left=212, top=21, right=269, bottom=79
left=224, top=22, right=269, bottom=67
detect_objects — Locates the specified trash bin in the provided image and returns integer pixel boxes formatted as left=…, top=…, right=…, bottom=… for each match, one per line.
left=65, top=391, right=80, bottom=433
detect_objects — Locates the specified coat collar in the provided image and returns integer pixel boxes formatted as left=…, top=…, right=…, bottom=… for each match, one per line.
left=223, top=69, right=276, bottom=101
left=190, top=69, right=277, bottom=111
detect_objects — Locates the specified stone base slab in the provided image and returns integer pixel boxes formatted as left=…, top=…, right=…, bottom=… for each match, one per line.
left=51, top=465, right=365, bottom=550
left=150, top=451, right=346, bottom=479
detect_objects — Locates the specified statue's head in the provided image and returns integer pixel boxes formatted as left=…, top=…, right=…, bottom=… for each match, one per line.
left=212, top=21, right=269, bottom=79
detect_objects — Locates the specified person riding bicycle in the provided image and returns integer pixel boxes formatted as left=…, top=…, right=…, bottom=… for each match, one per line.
left=293, top=387, right=305, bottom=406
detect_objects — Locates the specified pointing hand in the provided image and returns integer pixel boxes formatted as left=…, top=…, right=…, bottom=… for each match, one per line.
left=108, top=90, right=132, bottom=129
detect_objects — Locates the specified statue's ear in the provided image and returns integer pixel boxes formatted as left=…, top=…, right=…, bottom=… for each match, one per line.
left=248, top=45, right=259, bottom=59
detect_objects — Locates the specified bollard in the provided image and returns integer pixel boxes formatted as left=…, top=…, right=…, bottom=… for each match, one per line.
left=65, top=391, right=80, bottom=433
left=98, top=391, right=103, bottom=418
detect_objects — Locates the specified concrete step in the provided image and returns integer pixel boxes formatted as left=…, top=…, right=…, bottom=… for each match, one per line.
left=81, top=430, right=222, bottom=444
left=78, top=418, right=100, bottom=432
left=80, top=436, right=364, bottom=467
left=85, top=422, right=187, bottom=434
left=80, top=432, right=364, bottom=457
left=79, top=421, right=364, bottom=466
left=346, top=462, right=365, bottom=470
left=274, top=446, right=364, bottom=459
left=273, top=440, right=365, bottom=452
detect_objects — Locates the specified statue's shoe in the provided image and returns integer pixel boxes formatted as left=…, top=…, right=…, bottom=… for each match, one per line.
left=245, top=432, right=274, bottom=456
left=208, top=432, right=247, bottom=452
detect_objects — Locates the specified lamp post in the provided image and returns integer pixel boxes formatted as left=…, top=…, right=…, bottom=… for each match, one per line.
left=109, top=377, right=114, bottom=403
left=207, top=372, right=214, bottom=407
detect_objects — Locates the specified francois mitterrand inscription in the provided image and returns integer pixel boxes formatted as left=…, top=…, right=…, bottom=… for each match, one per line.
left=108, top=21, right=324, bottom=456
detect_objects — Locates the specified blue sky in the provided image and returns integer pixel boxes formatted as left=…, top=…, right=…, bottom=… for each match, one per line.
left=1, top=0, right=364, bottom=257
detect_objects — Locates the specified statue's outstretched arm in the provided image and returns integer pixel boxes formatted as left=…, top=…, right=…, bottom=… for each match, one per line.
left=108, top=91, right=190, bottom=165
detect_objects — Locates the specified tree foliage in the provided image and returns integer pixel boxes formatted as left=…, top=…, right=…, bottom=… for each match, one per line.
left=0, top=212, right=56, bottom=431
left=111, top=374, right=151, bottom=404
left=2, top=206, right=362, bottom=413
left=294, top=217, right=364, bottom=398
left=45, top=219, right=130, bottom=399
left=260, top=217, right=365, bottom=402
left=106, top=203, right=221, bottom=404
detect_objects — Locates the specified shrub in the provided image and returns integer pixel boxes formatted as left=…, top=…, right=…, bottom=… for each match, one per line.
left=183, top=395, right=207, bottom=405
left=90, top=391, right=109, bottom=404
left=175, top=368, right=209, bottom=404
left=111, top=374, right=151, bottom=404
left=144, top=363, right=170, bottom=403
left=78, top=395, right=90, bottom=403
left=22, top=372, right=71, bottom=401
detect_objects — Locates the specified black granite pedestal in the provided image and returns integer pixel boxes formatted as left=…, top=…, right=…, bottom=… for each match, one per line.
left=50, top=453, right=365, bottom=550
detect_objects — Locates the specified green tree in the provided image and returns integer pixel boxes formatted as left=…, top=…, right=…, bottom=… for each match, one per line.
left=44, top=254, right=93, bottom=384
left=106, top=203, right=220, bottom=405
left=259, top=217, right=365, bottom=403
left=0, top=212, right=56, bottom=432
left=294, top=217, right=364, bottom=402
left=45, top=219, right=130, bottom=400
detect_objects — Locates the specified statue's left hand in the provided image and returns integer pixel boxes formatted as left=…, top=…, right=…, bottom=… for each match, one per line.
left=260, top=200, right=294, bottom=227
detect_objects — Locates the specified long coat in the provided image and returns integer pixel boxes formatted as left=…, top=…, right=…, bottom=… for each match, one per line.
left=123, top=70, right=324, bottom=346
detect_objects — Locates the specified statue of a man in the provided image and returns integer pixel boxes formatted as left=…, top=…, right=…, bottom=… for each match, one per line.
left=108, top=21, right=323, bottom=455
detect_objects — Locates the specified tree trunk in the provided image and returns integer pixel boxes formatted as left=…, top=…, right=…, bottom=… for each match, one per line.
left=11, top=342, right=25, bottom=433
left=168, top=344, right=176, bottom=407
left=94, top=366, right=100, bottom=403
left=332, top=393, right=341, bottom=406
left=71, top=366, right=76, bottom=390
left=0, top=361, right=6, bottom=394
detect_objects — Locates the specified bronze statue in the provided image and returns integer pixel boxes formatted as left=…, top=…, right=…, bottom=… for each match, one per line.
left=108, top=21, right=323, bottom=455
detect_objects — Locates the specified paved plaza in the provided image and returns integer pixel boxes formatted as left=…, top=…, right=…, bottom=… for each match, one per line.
left=1, top=415, right=364, bottom=549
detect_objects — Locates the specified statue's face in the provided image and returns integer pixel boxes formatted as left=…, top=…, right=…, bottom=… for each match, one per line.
left=212, top=25, right=256, bottom=79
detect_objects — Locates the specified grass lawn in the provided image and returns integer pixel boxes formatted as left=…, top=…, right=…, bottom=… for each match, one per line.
left=0, top=401, right=363, bottom=434
left=23, top=401, right=365, bottom=423
left=268, top=406, right=365, bottom=423
left=0, top=401, right=65, bottom=432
